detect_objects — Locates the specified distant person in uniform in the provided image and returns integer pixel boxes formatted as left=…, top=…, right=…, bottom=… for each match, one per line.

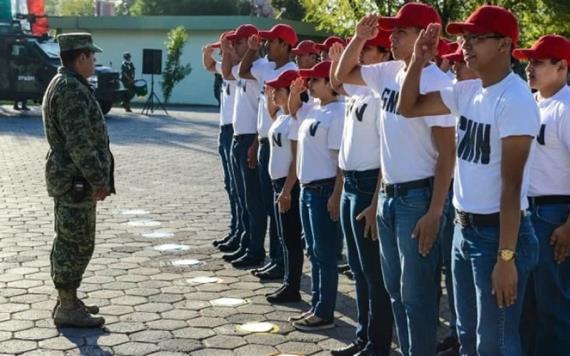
left=13, top=99, right=30, bottom=111
left=42, top=32, right=115, bottom=328
left=121, top=52, right=135, bottom=112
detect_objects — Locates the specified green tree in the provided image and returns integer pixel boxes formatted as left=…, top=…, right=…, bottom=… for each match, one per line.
left=302, top=0, right=570, bottom=46
left=161, top=26, right=192, bottom=105
left=130, top=0, right=251, bottom=16
left=59, top=0, right=94, bottom=16
left=45, top=0, right=60, bottom=16
left=271, top=0, right=306, bottom=20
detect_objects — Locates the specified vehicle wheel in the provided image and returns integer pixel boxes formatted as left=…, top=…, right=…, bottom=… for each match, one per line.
left=98, top=100, right=113, bottom=115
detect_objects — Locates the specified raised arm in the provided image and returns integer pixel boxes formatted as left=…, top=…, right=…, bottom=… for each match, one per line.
left=202, top=45, right=217, bottom=73
left=288, top=77, right=307, bottom=118
left=335, top=15, right=378, bottom=86
left=221, top=38, right=237, bottom=80
left=265, top=86, right=280, bottom=119
left=328, top=43, right=348, bottom=96
left=398, top=23, right=450, bottom=117
left=238, top=34, right=261, bottom=80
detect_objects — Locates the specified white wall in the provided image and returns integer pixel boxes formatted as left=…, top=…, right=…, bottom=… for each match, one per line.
left=91, top=29, right=221, bottom=106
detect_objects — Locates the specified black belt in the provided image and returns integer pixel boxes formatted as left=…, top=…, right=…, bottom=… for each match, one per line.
left=456, top=210, right=524, bottom=228
left=382, top=177, right=432, bottom=198
left=342, top=168, right=379, bottom=179
left=528, top=195, right=570, bottom=207
left=233, top=133, right=256, bottom=140
left=259, top=137, right=269, bottom=145
left=302, top=177, right=336, bottom=188
left=221, top=124, right=233, bottom=129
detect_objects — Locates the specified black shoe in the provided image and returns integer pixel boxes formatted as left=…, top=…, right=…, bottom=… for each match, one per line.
left=218, top=240, right=240, bottom=252
left=265, top=284, right=287, bottom=297
left=231, top=255, right=264, bottom=269
left=266, top=288, right=301, bottom=303
left=437, top=344, right=460, bottom=356
left=437, top=336, right=459, bottom=353
left=331, top=342, right=362, bottom=356
left=337, top=264, right=351, bottom=273
left=21, top=105, right=30, bottom=111
left=343, top=270, right=354, bottom=280
left=213, top=234, right=233, bottom=247
left=13, top=104, right=20, bottom=111
left=256, top=266, right=284, bottom=281
left=222, top=249, right=245, bottom=262
left=251, top=262, right=275, bottom=276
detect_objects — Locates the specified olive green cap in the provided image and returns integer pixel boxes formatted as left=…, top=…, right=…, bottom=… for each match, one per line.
left=57, top=32, right=103, bottom=53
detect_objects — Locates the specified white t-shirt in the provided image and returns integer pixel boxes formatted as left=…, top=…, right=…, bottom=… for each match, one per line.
left=339, top=84, right=381, bottom=171
left=215, top=62, right=236, bottom=126
left=251, top=60, right=298, bottom=138
left=231, top=58, right=266, bottom=135
left=296, top=101, right=345, bottom=184
left=528, top=86, right=570, bottom=197
left=267, top=114, right=298, bottom=180
left=361, top=61, right=455, bottom=184
left=440, top=73, right=540, bottom=214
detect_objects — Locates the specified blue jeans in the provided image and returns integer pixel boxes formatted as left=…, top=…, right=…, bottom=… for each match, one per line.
left=453, top=214, right=538, bottom=356
left=523, top=203, right=570, bottom=356
left=258, top=140, right=283, bottom=267
left=341, top=170, right=393, bottom=355
left=300, top=180, right=341, bottom=320
left=377, top=186, right=441, bottom=356
left=273, top=178, right=303, bottom=290
left=440, top=192, right=457, bottom=338
left=218, top=125, right=243, bottom=238
left=230, top=136, right=249, bottom=246
left=232, top=134, right=266, bottom=259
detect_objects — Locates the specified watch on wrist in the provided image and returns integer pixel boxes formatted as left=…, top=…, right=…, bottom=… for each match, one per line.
left=498, top=249, right=516, bottom=262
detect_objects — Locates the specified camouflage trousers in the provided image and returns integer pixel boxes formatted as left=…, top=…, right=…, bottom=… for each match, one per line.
left=50, top=192, right=97, bottom=290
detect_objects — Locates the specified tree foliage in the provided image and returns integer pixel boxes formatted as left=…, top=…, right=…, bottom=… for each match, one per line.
left=302, top=0, right=570, bottom=46
left=59, top=0, right=94, bottom=16
left=130, top=0, right=251, bottom=16
left=161, top=26, right=192, bottom=105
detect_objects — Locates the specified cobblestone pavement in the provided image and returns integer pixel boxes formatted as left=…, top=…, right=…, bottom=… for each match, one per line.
left=0, top=105, right=452, bottom=355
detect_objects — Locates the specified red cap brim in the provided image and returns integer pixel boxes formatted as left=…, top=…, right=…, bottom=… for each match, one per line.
left=291, top=49, right=314, bottom=56
left=378, top=17, right=402, bottom=31
left=442, top=52, right=464, bottom=62
left=211, top=41, right=221, bottom=49
left=259, top=31, right=275, bottom=40
left=512, top=49, right=541, bottom=61
left=446, top=22, right=488, bottom=36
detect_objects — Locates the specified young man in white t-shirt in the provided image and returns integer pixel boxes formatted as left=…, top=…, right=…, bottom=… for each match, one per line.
left=235, top=24, right=299, bottom=274
left=335, top=4, right=456, bottom=355
left=219, top=24, right=267, bottom=266
left=201, top=32, right=244, bottom=251
left=327, top=33, right=394, bottom=356
left=398, top=6, right=540, bottom=355
left=513, top=35, right=570, bottom=356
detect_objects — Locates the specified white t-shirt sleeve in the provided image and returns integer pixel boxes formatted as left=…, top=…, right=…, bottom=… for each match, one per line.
left=231, top=64, right=240, bottom=79
left=251, top=60, right=274, bottom=82
left=440, top=85, right=459, bottom=117
left=287, top=117, right=299, bottom=141
left=496, top=91, right=540, bottom=138
left=557, top=105, right=570, bottom=151
left=328, top=113, right=344, bottom=150
left=361, top=63, right=385, bottom=96
left=343, top=83, right=357, bottom=97
left=296, top=102, right=313, bottom=121
left=421, top=66, right=456, bottom=128
left=215, top=61, right=222, bottom=75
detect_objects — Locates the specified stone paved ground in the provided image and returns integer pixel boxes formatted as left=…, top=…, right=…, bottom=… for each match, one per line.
left=0, top=105, right=452, bottom=355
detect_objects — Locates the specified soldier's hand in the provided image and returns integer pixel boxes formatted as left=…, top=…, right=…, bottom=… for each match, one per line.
left=328, top=42, right=345, bottom=62
left=92, top=188, right=109, bottom=201
left=203, top=45, right=215, bottom=57
left=248, top=34, right=262, bottom=51
left=356, top=14, right=380, bottom=41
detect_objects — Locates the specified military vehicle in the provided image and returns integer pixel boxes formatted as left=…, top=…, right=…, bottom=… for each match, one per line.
left=0, top=11, right=126, bottom=115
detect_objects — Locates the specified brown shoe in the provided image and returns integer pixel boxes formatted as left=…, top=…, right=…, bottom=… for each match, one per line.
left=53, top=289, right=105, bottom=328
left=52, top=298, right=100, bottom=318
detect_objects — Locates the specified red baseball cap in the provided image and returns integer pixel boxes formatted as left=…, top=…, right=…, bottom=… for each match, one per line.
left=211, top=31, right=231, bottom=49
left=379, top=3, right=441, bottom=31
left=316, top=36, right=345, bottom=51
left=513, top=34, right=570, bottom=63
left=299, top=61, right=332, bottom=79
left=259, top=24, right=298, bottom=47
left=447, top=5, right=519, bottom=44
left=291, top=40, right=320, bottom=56
left=442, top=47, right=465, bottom=63
left=226, top=24, right=258, bottom=41
left=266, top=70, right=300, bottom=89
left=437, top=38, right=459, bottom=58
left=365, top=30, right=391, bottom=49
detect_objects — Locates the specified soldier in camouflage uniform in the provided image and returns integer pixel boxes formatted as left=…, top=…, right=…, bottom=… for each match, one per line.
left=42, top=33, right=115, bottom=328
left=121, top=52, right=135, bottom=112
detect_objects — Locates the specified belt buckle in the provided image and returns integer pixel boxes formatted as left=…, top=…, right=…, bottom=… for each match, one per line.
left=456, top=211, right=470, bottom=227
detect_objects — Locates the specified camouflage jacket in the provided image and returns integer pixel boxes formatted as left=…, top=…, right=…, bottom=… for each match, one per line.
left=42, top=67, right=115, bottom=197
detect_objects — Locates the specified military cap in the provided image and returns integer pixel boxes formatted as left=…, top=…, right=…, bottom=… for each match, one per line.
left=57, top=33, right=102, bottom=53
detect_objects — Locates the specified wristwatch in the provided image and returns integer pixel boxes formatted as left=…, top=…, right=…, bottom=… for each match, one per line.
left=498, top=249, right=516, bottom=262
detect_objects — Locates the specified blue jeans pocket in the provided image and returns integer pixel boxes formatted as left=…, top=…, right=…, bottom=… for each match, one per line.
left=534, top=204, right=570, bottom=226
left=398, top=188, right=430, bottom=209
left=354, top=176, right=377, bottom=195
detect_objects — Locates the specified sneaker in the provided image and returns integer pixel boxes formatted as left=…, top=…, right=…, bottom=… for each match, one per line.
left=287, top=309, right=313, bottom=322
left=331, top=342, right=362, bottom=356
left=292, top=315, right=335, bottom=331
left=437, top=336, right=459, bottom=352
left=337, top=264, right=351, bottom=273
left=266, top=288, right=301, bottom=304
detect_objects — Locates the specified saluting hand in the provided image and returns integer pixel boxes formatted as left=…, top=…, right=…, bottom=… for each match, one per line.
left=202, top=45, right=215, bottom=57
left=413, top=23, right=440, bottom=65
left=551, top=224, right=570, bottom=264
left=248, top=34, right=262, bottom=51
left=355, top=14, right=380, bottom=41
left=328, top=42, right=345, bottom=62
left=290, top=77, right=307, bottom=96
